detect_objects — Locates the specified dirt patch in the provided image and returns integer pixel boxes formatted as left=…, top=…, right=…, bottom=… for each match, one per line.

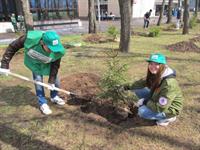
left=166, top=40, right=200, bottom=53
left=189, top=35, right=200, bottom=42
left=83, top=34, right=113, bottom=43
left=162, top=28, right=177, bottom=32
left=59, top=73, right=140, bottom=124
left=60, top=73, right=101, bottom=101
left=131, top=31, right=148, bottom=37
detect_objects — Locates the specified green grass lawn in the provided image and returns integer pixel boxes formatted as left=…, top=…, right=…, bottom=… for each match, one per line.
left=0, top=24, right=200, bottom=150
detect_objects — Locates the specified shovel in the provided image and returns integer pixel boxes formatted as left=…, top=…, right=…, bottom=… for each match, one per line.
left=7, top=71, right=76, bottom=97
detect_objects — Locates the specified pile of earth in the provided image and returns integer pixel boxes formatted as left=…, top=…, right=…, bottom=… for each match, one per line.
left=59, top=73, right=138, bottom=124
left=83, top=34, right=114, bottom=43
left=60, top=73, right=101, bottom=102
left=166, top=36, right=200, bottom=53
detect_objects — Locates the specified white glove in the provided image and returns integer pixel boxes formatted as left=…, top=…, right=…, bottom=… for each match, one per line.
left=136, top=98, right=145, bottom=107
left=0, top=68, right=10, bottom=76
left=48, top=84, right=56, bottom=91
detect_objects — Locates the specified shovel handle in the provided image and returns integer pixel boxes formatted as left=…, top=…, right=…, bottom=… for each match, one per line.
left=7, top=71, right=72, bottom=95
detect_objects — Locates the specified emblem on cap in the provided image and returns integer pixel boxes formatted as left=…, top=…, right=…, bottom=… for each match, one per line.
left=151, top=55, right=158, bottom=60
left=158, top=97, right=168, bottom=106
left=53, top=40, right=58, bottom=45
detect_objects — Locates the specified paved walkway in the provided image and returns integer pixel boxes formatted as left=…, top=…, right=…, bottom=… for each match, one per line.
left=0, top=16, right=175, bottom=44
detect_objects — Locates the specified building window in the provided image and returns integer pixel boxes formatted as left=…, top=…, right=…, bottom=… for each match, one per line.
left=29, top=0, right=78, bottom=21
left=0, top=0, right=17, bottom=22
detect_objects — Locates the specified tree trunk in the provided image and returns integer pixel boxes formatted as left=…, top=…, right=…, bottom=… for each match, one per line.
left=2, top=0, right=9, bottom=21
left=118, top=0, right=132, bottom=53
left=194, top=0, right=199, bottom=17
left=166, top=0, right=173, bottom=23
left=36, top=0, right=41, bottom=20
left=157, top=0, right=166, bottom=26
left=54, top=0, right=60, bottom=19
left=88, top=0, right=97, bottom=33
left=178, top=0, right=183, bottom=21
left=20, top=0, right=34, bottom=31
left=182, top=0, right=189, bottom=34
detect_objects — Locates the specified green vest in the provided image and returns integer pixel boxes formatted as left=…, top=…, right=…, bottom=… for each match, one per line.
left=24, top=30, right=65, bottom=75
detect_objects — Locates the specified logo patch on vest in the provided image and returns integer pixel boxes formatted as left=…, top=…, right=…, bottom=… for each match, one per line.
left=158, top=97, right=168, bottom=106
left=53, top=40, right=58, bottom=45
left=27, top=49, right=52, bottom=63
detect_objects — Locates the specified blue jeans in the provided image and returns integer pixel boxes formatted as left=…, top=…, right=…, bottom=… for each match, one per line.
left=144, top=19, right=149, bottom=28
left=133, top=87, right=166, bottom=121
left=33, top=73, right=60, bottom=106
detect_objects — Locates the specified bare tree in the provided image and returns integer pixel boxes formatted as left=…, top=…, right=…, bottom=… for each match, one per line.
left=88, top=0, right=97, bottom=33
left=166, top=0, right=173, bottom=23
left=54, top=0, right=60, bottom=19
left=182, top=0, right=189, bottom=34
left=2, top=0, right=9, bottom=20
left=178, top=0, right=183, bottom=22
left=194, top=0, right=199, bottom=17
left=20, top=0, right=34, bottom=31
left=118, top=0, right=132, bottom=53
left=157, top=0, right=166, bottom=26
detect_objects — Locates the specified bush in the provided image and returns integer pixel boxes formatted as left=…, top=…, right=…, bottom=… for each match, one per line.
left=99, top=49, right=128, bottom=105
left=189, top=16, right=197, bottom=29
left=148, top=27, right=161, bottom=37
left=107, top=26, right=119, bottom=40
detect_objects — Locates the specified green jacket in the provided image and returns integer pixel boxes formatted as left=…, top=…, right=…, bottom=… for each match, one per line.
left=126, top=67, right=184, bottom=117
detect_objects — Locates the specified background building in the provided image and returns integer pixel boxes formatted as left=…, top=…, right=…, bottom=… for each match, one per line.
left=0, top=0, right=198, bottom=23
left=0, top=0, right=79, bottom=22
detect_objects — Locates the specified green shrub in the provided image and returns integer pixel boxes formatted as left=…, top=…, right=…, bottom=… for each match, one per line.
left=148, top=27, right=161, bottom=37
left=189, top=16, right=197, bottom=28
left=99, top=49, right=128, bottom=105
left=107, top=26, right=119, bottom=40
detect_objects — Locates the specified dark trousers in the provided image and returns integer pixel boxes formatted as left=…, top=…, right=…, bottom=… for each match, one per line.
left=144, top=19, right=149, bottom=28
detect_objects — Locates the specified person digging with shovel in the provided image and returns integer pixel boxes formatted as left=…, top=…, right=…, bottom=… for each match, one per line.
left=0, top=30, right=67, bottom=115
left=118, top=53, right=184, bottom=126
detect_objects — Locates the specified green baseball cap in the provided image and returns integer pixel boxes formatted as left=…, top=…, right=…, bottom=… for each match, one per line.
left=42, top=30, right=65, bottom=53
left=146, top=53, right=166, bottom=64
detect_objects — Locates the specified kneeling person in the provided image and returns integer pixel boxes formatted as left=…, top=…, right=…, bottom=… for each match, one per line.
left=122, top=53, right=184, bottom=126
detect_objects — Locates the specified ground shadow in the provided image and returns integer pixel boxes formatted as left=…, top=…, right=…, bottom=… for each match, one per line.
left=0, top=85, right=37, bottom=108
left=180, top=82, right=200, bottom=87
left=47, top=105, right=198, bottom=150
left=72, top=47, right=200, bottom=63
left=128, top=129, right=200, bottom=150
left=0, top=123, right=64, bottom=150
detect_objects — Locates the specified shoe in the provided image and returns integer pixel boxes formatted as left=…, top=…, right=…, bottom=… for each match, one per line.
left=156, top=117, right=176, bottom=126
left=51, top=96, right=65, bottom=105
left=40, top=103, right=52, bottom=115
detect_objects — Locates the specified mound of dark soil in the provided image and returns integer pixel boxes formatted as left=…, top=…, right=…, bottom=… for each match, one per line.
left=131, top=31, right=148, bottom=36
left=60, top=73, right=101, bottom=100
left=166, top=41, right=200, bottom=53
left=83, top=34, right=113, bottom=43
left=59, top=73, right=139, bottom=124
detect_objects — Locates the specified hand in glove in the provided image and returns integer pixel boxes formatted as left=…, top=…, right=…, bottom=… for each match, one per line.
left=48, top=84, right=56, bottom=91
left=0, top=68, right=10, bottom=76
left=136, top=98, right=145, bottom=107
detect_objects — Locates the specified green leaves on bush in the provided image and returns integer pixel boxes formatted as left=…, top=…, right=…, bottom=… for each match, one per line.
left=189, top=16, right=197, bottom=29
left=107, top=26, right=119, bottom=40
left=148, top=27, right=161, bottom=37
